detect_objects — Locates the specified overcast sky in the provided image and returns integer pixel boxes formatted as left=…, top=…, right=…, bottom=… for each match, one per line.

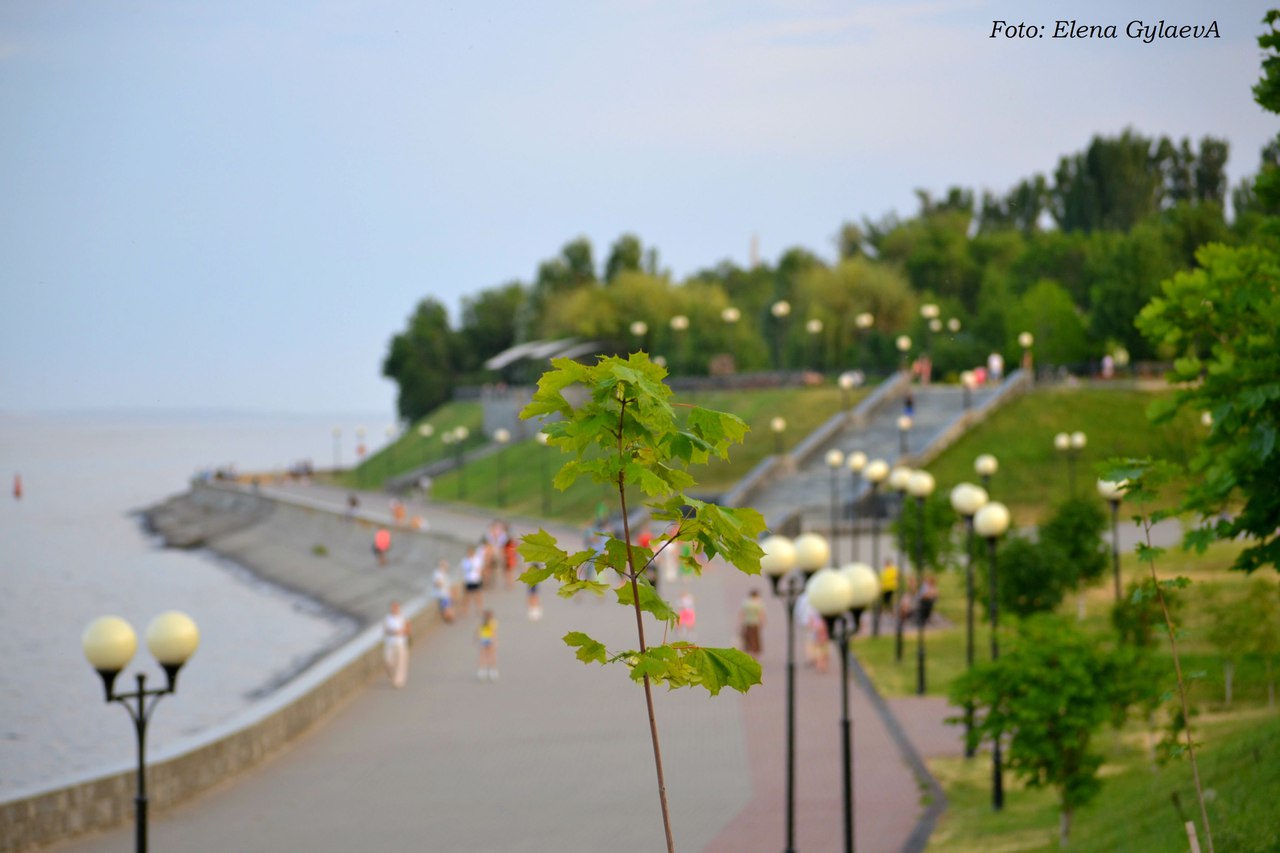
left=1, top=1, right=1273, bottom=416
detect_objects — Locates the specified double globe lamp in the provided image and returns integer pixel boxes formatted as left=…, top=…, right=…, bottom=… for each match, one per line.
left=82, top=611, right=200, bottom=853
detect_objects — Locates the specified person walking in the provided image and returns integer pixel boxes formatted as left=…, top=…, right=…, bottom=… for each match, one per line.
left=477, top=610, right=498, bottom=681
left=459, top=544, right=485, bottom=615
left=382, top=601, right=411, bottom=688
left=739, top=589, right=766, bottom=657
left=918, top=575, right=939, bottom=625
left=676, top=591, right=697, bottom=641
left=433, top=559, right=455, bottom=623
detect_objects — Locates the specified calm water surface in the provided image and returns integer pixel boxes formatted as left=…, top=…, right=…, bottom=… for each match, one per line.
left=0, top=411, right=389, bottom=798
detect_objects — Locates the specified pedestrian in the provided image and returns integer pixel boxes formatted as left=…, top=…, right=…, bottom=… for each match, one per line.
left=502, top=525, right=519, bottom=590
left=676, top=591, right=697, bottom=641
left=898, top=577, right=918, bottom=626
left=739, top=589, right=766, bottom=657
left=373, top=528, right=391, bottom=567
left=527, top=572, right=543, bottom=621
left=903, top=392, right=915, bottom=417
left=807, top=608, right=830, bottom=674
left=879, top=558, right=899, bottom=614
left=433, top=560, right=455, bottom=623
left=460, top=545, right=484, bottom=615
left=477, top=610, right=498, bottom=680
left=382, top=601, right=411, bottom=688
left=919, top=575, right=939, bottom=625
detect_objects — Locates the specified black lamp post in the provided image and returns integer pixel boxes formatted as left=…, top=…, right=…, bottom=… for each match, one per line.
left=331, top=426, right=341, bottom=470
left=950, top=482, right=989, bottom=756
left=897, top=415, right=913, bottom=456
left=846, top=452, right=867, bottom=563
left=826, top=449, right=845, bottom=565
left=863, top=460, right=889, bottom=636
left=974, top=501, right=1011, bottom=810
left=762, top=532, right=828, bottom=853
left=806, top=564, right=880, bottom=853
left=494, top=428, right=511, bottom=507
left=1098, top=479, right=1126, bottom=601
left=771, top=416, right=787, bottom=457
left=82, top=612, right=200, bottom=853
left=452, top=426, right=469, bottom=499
left=771, top=300, right=791, bottom=372
left=974, top=453, right=998, bottom=496
left=960, top=371, right=975, bottom=412
left=906, top=470, right=935, bottom=695
left=888, top=466, right=912, bottom=662
left=536, top=430, right=552, bottom=516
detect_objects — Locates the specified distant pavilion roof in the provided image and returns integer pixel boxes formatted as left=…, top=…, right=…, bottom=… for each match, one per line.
left=483, top=338, right=606, bottom=371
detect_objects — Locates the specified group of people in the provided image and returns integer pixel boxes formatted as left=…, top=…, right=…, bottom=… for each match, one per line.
left=382, top=518, right=527, bottom=689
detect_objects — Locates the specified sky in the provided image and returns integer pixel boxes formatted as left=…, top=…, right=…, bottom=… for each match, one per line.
left=1, top=1, right=1274, bottom=416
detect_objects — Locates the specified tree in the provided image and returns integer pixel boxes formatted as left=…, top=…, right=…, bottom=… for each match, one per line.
left=950, top=616, right=1142, bottom=847
left=1137, top=242, right=1280, bottom=573
left=1252, top=11, right=1280, bottom=217
left=605, top=233, right=645, bottom=283
left=518, top=353, right=766, bottom=853
left=1051, top=130, right=1164, bottom=233
left=1007, top=279, right=1092, bottom=369
left=1038, top=496, right=1109, bottom=587
left=979, top=535, right=1076, bottom=618
left=382, top=298, right=456, bottom=422
left=893, top=492, right=956, bottom=575
left=456, top=281, right=525, bottom=374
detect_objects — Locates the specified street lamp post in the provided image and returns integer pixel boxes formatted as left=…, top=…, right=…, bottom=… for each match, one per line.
left=494, top=428, right=511, bottom=507
left=895, top=335, right=912, bottom=372
left=907, top=470, right=935, bottom=695
left=451, top=426, right=469, bottom=499
left=897, top=415, right=913, bottom=456
left=806, top=319, right=824, bottom=372
left=355, top=426, right=366, bottom=462
left=847, top=452, right=867, bottom=563
left=888, top=466, right=913, bottom=661
left=82, top=611, right=200, bottom=853
left=331, top=426, right=342, bottom=470
left=839, top=372, right=856, bottom=417
left=669, top=314, right=690, bottom=374
left=806, top=563, right=879, bottom=853
left=1054, top=431, right=1087, bottom=496
left=760, top=534, right=814, bottom=853
left=771, top=417, right=787, bottom=457
left=1098, top=479, right=1127, bottom=601
left=950, top=482, right=989, bottom=756
left=920, top=303, right=940, bottom=361
left=974, top=453, right=998, bottom=496
left=630, top=320, right=649, bottom=353
left=974, top=501, right=1012, bottom=810
left=536, top=431, right=552, bottom=515
left=960, top=371, right=976, bottom=412
left=417, top=423, right=435, bottom=468
left=826, top=449, right=845, bottom=564
left=863, top=459, right=890, bottom=636
left=771, top=300, right=792, bottom=372
left=1017, top=331, right=1034, bottom=379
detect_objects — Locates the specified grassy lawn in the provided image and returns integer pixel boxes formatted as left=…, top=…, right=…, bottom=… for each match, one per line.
left=330, top=402, right=484, bottom=491
left=928, top=709, right=1280, bottom=852
left=924, top=384, right=1204, bottom=526
left=426, top=384, right=861, bottom=524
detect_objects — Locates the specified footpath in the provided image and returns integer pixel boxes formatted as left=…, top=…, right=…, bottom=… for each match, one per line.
left=54, top=480, right=961, bottom=853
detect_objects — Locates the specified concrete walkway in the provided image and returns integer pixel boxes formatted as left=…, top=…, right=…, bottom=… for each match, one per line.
left=55, top=482, right=963, bottom=853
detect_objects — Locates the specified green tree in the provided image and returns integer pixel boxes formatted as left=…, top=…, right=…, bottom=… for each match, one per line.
left=1112, top=578, right=1182, bottom=648
left=978, top=535, right=1076, bottom=618
left=893, top=492, right=956, bottom=575
left=1252, top=11, right=1280, bottom=217
left=1137, top=242, right=1280, bottom=573
left=1051, top=130, right=1165, bottom=232
left=949, top=616, right=1142, bottom=847
left=456, top=281, right=525, bottom=374
left=1007, top=279, right=1092, bottom=369
left=604, top=233, right=644, bottom=283
left=1039, top=496, right=1109, bottom=587
left=518, top=353, right=766, bottom=853
left=382, top=298, right=456, bottom=422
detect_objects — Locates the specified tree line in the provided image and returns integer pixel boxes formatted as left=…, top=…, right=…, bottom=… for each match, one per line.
left=384, top=127, right=1278, bottom=423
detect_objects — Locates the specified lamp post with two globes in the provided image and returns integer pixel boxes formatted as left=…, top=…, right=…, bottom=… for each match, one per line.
left=897, top=415, right=913, bottom=456
left=974, top=501, right=1012, bottom=810
left=888, top=465, right=913, bottom=661
left=806, top=563, right=880, bottom=853
left=536, top=431, right=552, bottom=515
left=906, top=470, right=935, bottom=695
left=771, top=417, right=787, bottom=457
left=1054, top=431, right=1087, bottom=496
left=1097, top=478, right=1127, bottom=601
left=82, top=612, right=201, bottom=853
left=949, top=481, right=989, bottom=755
left=847, top=451, right=867, bottom=562
left=826, top=449, right=845, bottom=564
left=771, top=300, right=792, bottom=371
left=863, top=459, right=890, bottom=636
left=761, top=532, right=828, bottom=853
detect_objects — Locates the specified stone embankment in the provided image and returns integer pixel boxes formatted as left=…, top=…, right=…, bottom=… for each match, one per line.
left=1, top=481, right=469, bottom=853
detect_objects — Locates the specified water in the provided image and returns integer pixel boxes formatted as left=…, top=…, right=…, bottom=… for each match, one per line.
left=0, top=410, right=387, bottom=799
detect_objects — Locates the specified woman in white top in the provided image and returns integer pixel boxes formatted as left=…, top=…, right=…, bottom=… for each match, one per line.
left=383, top=601, right=411, bottom=688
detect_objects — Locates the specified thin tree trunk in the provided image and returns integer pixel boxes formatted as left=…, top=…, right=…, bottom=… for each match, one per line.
left=617, top=401, right=676, bottom=853
left=1059, top=803, right=1072, bottom=848
left=1142, top=515, right=1214, bottom=853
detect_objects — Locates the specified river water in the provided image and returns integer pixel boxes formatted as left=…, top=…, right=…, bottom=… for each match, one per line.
left=0, top=410, right=388, bottom=799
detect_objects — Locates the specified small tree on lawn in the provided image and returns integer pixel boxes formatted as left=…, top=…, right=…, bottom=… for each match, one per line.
left=949, top=616, right=1143, bottom=848
left=517, top=353, right=766, bottom=853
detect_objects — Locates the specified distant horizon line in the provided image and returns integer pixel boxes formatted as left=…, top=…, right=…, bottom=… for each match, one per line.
left=0, top=405, right=398, bottom=422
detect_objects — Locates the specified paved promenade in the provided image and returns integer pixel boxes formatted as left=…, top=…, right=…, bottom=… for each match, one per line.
left=55, top=483, right=963, bottom=853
